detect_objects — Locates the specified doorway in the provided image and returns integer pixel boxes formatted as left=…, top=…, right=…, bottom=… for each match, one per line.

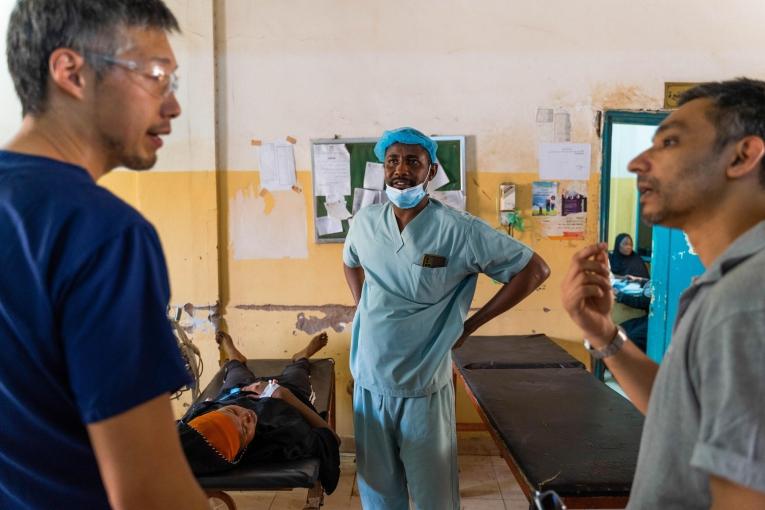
left=600, top=110, right=704, bottom=362
left=600, top=110, right=667, bottom=255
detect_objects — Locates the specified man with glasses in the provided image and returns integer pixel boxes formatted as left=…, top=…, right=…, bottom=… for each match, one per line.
left=0, top=1, right=207, bottom=508
left=562, top=79, right=765, bottom=508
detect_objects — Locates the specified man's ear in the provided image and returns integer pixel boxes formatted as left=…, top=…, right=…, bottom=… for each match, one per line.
left=728, top=136, right=765, bottom=179
left=48, top=48, right=89, bottom=101
left=429, top=162, right=438, bottom=180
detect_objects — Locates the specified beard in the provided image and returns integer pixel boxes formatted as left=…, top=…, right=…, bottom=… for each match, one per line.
left=639, top=156, right=720, bottom=227
left=101, top=133, right=157, bottom=171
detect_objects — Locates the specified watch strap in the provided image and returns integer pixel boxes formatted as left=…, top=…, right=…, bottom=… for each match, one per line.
left=584, top=326, right=627, bottom=359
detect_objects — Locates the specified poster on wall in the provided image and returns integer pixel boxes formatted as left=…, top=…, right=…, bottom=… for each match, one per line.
left=532, top=181, right=559, bottom=216
left=535, top=181, right=588, bottom=239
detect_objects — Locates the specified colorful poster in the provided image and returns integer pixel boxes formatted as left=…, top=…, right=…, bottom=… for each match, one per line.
left=536, top=181, right=587, bottom=239
left=561, top=181, right=588, bottom=216
left=532, top=181, right=559, bottom=216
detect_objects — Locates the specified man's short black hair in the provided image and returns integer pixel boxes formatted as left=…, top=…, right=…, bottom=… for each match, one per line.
left=6, top=0, right=180, bottom=116
left=680, top=78, right=765, bottom=188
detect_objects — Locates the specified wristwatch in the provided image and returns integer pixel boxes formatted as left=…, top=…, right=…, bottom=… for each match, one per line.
left=584, top=326, right=627, bottom=359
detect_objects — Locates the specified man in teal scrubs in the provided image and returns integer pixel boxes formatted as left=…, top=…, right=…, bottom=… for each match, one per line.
left=343, top=127, right=550, bottom=509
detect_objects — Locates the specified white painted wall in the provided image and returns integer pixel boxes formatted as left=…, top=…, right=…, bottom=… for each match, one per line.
left=3, top=1, right=764, bottom=172
left=162, top=0, right=216, bottom=171
left=0, top=0, right=215, bottom=171
left=0, top=0, right=22, bottom=135
left=217, top=0, right=765, bottom=173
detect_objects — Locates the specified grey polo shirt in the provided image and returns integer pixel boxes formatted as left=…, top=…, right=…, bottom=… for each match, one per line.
left=628, top=220, right=765, bottom=509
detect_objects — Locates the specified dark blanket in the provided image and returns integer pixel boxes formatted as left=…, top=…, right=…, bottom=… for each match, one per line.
left=178, top=392, right=340, bottom=494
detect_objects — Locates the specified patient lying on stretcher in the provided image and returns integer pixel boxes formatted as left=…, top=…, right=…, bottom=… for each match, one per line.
left=177, top=331, right=340, bottom=493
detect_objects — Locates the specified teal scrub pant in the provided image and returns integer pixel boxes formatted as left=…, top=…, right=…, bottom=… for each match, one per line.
left=353, top=382, right=460, bottom=510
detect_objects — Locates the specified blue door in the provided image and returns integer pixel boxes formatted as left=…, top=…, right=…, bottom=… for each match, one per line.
left=647, top=227, right=705, bottom=362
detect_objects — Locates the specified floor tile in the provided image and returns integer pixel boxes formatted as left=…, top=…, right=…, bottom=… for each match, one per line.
left=203, top=454, right=558, bottom=510
left=460, top=499, right=506, bottom=510
left=226, top=490, right=276, bottom=509
left=459, top=455, right=503, bottom=500
left=492, top=457, right=527, bottom=504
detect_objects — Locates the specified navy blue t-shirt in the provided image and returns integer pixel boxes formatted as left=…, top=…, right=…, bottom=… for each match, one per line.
left=0, top=151, right=191, bottom=509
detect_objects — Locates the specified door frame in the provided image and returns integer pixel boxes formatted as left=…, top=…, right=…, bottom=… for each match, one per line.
left=599, top=110, right=668, bottom=246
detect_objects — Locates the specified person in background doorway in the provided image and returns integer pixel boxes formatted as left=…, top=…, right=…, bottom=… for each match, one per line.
left=609, top=233, right=650, bottom=280
left=609, top=232, right=651, bottom=352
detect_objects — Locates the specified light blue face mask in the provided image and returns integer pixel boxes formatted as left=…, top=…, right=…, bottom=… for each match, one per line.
left=385, top=177, right=428, bottom=209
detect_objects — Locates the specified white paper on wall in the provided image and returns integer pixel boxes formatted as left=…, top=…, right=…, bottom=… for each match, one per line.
left=259, top=141, right=296, bottom=191
left=325, top=198, right=352, bottom=221
left=316, top=216, right=343, bottom=236
left=313, top=144, right=351, bottom=196
left=352, top=188, right=387, bottom=214
left=431, top=190, right=466, bottom=210
left=363, top=162, right=385, bottom=190
left=538, top=143, right=591, bottom=180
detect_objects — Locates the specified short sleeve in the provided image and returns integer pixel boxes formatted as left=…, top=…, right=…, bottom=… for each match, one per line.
left=58, top=223, right=190, bottom=423
left=343, top=218, right=360, bottom=268
left=467, top=218, right=533, bottom=283
left=690, top=310, right=765, bottom=492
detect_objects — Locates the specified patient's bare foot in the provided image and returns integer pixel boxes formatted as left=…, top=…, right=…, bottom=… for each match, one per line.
left=291, top=332, right=329, bottom=362
left=216, top=331, right=247, bottom=365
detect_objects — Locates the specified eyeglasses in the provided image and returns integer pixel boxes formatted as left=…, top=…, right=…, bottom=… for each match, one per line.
left=88, top=53, right=179, bottom=98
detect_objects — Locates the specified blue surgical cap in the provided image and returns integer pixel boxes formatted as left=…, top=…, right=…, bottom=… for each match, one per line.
left=374, top=127, right=438, bottom=164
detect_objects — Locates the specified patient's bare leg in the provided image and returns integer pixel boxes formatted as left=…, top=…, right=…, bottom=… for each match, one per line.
left=291, top=332, right=329, bottom=362
left=216, top=331, right=247, bottom=365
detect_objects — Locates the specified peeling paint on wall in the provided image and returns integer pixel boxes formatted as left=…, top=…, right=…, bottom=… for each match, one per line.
left=171, top=301, right=221, bottom=333
left=234, top=304, right=356, bottom=334
left=258, top=188, right=276, bottom=215
left=230, top=184, right=309, bottom=260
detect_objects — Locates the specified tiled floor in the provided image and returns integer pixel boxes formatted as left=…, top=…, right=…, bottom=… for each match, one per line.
left=216, top=454, right=532, bottom=509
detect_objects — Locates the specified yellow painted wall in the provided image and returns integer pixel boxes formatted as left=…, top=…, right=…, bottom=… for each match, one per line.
left=219, top=168, right=599, bottom=434
left=100, top=166, right=596, bottom=434
left=100, top=170, right=220, bottom=414
left=608, top=177, right=639, bottom=245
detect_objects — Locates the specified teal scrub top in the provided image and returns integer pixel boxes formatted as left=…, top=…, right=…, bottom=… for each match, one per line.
left=343, top=199, right=533, bottom=397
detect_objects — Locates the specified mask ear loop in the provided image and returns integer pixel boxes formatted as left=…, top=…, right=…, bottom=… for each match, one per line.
left=423, top=162, right=437, bottom=192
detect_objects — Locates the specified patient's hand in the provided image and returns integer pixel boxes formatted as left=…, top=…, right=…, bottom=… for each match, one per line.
left=270, top=385, right=294, bottom=402
left=242, top=380, right=269, bottom=395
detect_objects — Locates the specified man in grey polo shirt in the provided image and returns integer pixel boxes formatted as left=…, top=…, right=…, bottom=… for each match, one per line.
left=562, top=78, right=765, bottom=509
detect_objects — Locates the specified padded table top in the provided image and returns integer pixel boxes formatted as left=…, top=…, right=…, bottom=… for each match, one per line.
left=453, top=334, right=585, bottom=369
left=193, top=358, right=334, bottom=490
left=458, top=367, right=643, bottom=499
left=197, top=459, right=319, bottom=490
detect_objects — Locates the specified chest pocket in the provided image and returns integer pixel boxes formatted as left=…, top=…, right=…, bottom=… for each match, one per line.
left=409, top=264, right=448, bottom=304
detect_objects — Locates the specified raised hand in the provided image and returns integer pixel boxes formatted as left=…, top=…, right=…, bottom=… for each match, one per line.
left=561, top=243, right=617, bottom=347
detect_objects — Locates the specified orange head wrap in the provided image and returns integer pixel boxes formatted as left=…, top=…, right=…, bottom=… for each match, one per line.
left=188, top=410, right=242, bottom=462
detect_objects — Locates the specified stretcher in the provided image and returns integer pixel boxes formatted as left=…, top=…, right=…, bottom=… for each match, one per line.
left=193, top=358, right=336, bottom=510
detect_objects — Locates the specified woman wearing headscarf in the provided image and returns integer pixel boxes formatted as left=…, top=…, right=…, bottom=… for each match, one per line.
left=609, top=233, right=650, bottom=352
left=609, top=233, right=650, bottom=279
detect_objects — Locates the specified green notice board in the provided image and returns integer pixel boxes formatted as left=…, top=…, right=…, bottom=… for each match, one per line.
left=311, top=136, right=466, bottom=243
